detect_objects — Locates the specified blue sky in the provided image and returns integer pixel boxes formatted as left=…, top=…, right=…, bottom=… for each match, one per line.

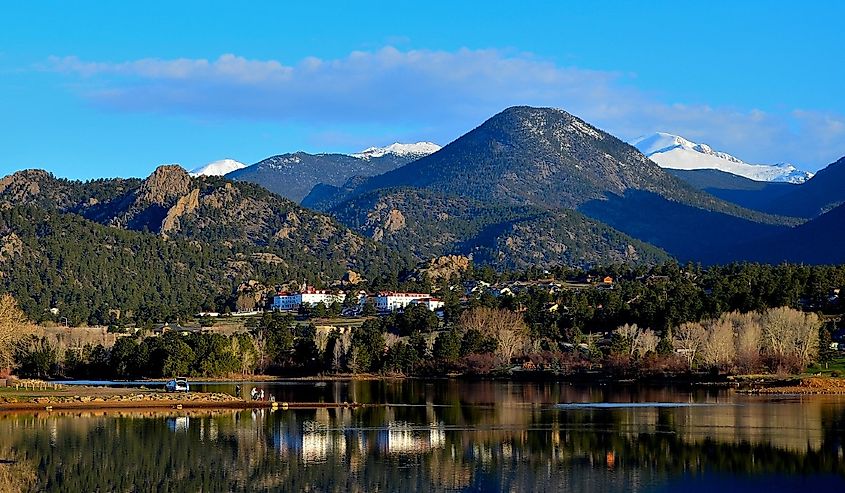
left=1, top=0, right=844, bottom=179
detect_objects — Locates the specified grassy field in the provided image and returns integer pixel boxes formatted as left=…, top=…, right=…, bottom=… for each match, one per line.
left=805, top=356, right=845, bottom=376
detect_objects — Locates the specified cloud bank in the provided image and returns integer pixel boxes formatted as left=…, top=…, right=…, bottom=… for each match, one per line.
left=48, top=47, right=845, bottom=169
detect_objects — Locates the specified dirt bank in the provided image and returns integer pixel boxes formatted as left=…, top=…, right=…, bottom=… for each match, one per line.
left=739, top=377, right=845, bottom=395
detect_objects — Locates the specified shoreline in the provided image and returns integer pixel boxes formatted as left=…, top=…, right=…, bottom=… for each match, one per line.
left=736, top=376, right=845, bottom=395
left=0, top=385, right=371, bottom=412
left=3, top=379, right=845, bottom=413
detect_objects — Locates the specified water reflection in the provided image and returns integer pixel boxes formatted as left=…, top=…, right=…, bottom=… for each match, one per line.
left=0, top=382, right=844, bottom=492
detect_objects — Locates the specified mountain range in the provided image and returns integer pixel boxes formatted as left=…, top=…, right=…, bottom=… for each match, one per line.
left=225, top=142, right=441, bottom=203
left=302, top=106, right=808, bottom=264
left=2, top=105, right=844, bottom=323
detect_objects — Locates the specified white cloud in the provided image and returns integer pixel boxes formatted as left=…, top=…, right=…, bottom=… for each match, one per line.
left=47, top=47, right=845, bottom=170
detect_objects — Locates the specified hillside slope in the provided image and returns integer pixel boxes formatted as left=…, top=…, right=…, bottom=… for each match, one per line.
left=666, top=169, right=796, bottom=213
left=762, top=156, right=845, bottom=218
left=0, top=205, right=285, bottom=324
left=738, top=202, right=845, bottom=264
left=330, top=188, right=669, bottom=269
left=0, top=166, right=412, bottom=281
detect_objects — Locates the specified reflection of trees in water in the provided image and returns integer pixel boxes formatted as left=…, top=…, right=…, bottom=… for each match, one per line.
left=0, top=444, right=35, bottom=493
left=0, top=394, right=843, bottom=491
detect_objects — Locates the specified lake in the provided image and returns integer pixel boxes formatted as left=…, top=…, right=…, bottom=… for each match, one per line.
left=1, top=380, right=844, bottom=492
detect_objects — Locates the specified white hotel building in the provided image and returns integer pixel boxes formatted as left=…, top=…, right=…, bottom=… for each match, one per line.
left=374, top=292, right=443, bottom=312
left=274, top=289, right=442, bottom=313
left=273, top=288, right=345, bottom=311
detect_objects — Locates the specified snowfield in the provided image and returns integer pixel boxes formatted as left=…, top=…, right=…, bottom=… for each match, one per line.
left=632, top=132, right=813, bottom=183
left=189, top=159, right=247, bottom=177
left=352, top=142, right=441, bottom=160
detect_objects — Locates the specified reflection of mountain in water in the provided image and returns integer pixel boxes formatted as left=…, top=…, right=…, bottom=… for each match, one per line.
left=1, top=383, right=844, bottom=491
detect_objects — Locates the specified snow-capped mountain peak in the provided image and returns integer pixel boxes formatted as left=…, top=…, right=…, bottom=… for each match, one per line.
left=351, top=142, right=441, bottom=160
left=189, top=159, right=247, bottom=177
left=631, top=132, right=813, bottom=184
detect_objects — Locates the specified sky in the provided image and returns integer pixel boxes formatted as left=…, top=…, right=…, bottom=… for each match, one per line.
left=1, top=0, right=844, bottom=179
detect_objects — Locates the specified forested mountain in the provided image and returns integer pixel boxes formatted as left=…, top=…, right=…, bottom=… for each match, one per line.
left=330, top=188, right=668, bottom=269
left=760, top=156, right=845, bottom=218
left=0, top=169, right=141, bottom=212
left=317, top=106, right=796, bottom=263
left=227, top=143, right=438, bottom=203
left=0, top=167, right=414, bottom=323
left=340, top=107, right=782, bottom=217
left=0, top=166, right=407, bottom=270
left=0, top=205, right=278, bottom=324
left=666, top=169, right=796, bottom=212
left=738, top=202, right=845, bottom=264
left=3, top=105, right=843, bottom=315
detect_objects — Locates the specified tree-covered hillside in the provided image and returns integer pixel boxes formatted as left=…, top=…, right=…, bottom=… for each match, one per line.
left=0, top=166, right=413, bottom=282
left=0, top=206, right=274, bottom=324
left=331, top=187, right=669, bottom=269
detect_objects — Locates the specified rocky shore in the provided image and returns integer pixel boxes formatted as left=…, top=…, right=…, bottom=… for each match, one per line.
left=739, top=377, right=845, bottom=395
left=0, top=387, right=249, bottom=411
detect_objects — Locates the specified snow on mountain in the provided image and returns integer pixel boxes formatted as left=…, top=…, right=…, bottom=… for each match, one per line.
left=632, top=132, right=813, bottom=183
left=352, top=142, right=441, bottom=160
left=189, top=159, right=247, bottom=177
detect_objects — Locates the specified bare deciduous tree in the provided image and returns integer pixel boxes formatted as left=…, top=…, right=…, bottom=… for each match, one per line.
left=458, top=307, right=529, bottom=363
left=0, top=294, right=34, bottom=374
left=614, top=323, right=640, bottom=357
left=638, top=329, right=660, bottom=357
left=762, top=307, right=820, bottom=368
left=727, top=311, right=762, bottom=358
left=384, top=333, right=401, bottom=349
left=673, top=322, right=706, bottom=369
left=614, top=323, right=658, bottom=358
left=701, top=318, right=735, bottom=370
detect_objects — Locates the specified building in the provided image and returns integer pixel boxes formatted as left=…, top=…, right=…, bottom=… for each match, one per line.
left=374, top=292, right=433, bottom=312
left=273, top=287, right=346, bottom=311
left=463, top=280, right=491, bottom=297
left=273, top=292, right=299, bottom=311
left=409, top=297, right=444, bottom=311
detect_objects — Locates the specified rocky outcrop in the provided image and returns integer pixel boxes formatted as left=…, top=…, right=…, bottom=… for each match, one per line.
left=418, top=255, right=471, bottom=283
left=367, top=203, right=407, bottom=241
left=136, top=165, right=193, bottom=206
left=161, top=188, right=200, bottom=234
left=342, top=270, right=363, bottom=285
left=234, top=280, right=272, bottom=312
left=0, top=233, right=23, bottom=262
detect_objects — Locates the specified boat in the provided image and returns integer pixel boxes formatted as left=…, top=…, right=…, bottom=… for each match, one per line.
left=165, top=378, right=190, bottom=392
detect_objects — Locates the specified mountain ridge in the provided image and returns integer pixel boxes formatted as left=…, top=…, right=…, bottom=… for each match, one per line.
left=633, top=132, right=813, bottom=183
left=226, top=142, right=439, bottom=203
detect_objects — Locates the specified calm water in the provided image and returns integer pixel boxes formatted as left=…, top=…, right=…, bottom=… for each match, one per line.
left=2, top=381, right=845, bottom=492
